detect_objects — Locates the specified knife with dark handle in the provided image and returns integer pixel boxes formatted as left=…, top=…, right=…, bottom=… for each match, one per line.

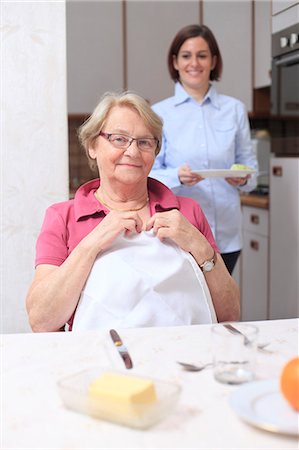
left=109, top=329, right=133, bottom=369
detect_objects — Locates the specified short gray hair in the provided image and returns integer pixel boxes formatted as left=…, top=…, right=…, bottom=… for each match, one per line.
left=78, top=91, right=163, bottom=172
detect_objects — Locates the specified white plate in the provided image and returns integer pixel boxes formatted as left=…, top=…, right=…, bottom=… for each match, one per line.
left=191, top=169, right=256, bottom=178
left=230, top=379, right=299, bottom=436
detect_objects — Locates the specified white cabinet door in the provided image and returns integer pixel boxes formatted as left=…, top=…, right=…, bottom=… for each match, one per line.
left=66, top=1, right=123, bottom=113
left=203, top=0, right=252, bottom=111
left=254, top=0, right=271, bottom=88
left=126, top=1, right=200, bottom=104
left=269, top=158, right=299, bottom=319
left=241, top=207, right=269, bottom=321
left=272, top=1, right=298, bottom=15
left=241, top=232, right=269, bottom=321
left=272, top=3, right=299, bottom=33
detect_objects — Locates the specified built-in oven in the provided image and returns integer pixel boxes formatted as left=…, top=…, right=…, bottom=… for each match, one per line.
left=271, top=23, right=299, bottom=156
left=271, top=23, right=299, bottom=117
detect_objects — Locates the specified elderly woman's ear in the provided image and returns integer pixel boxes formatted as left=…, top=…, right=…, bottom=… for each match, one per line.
left=88, top=146, right=97, bottom=160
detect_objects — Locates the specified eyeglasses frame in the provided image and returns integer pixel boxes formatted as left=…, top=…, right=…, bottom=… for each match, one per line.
left=98, top=131, right=159, bottom=152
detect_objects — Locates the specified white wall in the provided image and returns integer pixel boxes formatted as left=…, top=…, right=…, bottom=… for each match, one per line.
left=1, top=1, right=69, bottom=333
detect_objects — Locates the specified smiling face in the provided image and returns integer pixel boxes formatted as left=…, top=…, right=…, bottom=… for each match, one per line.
left=89, top=106, right=156, bottom=190
left=173, top=36, right=216, bottom=96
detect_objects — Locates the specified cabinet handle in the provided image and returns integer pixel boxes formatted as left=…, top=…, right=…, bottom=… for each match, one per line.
left=272, top=166, right=283, bottom=177
left=250, top=214, right=260, bottom=225
left=250, top=240, right=259, bottom=251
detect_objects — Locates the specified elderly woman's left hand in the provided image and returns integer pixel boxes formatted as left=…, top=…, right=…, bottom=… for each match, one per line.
left=145, top=209, right=212, bottom=260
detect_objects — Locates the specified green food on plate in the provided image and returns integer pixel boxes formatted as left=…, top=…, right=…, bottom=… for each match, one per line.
left=230, top=164, right=252, bottom=171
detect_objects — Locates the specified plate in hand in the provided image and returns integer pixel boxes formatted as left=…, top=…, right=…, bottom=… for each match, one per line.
left=191, top=169, right=256, bottom=178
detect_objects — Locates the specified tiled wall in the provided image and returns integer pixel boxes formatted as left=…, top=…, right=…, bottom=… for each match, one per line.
left=68, top=115, right=94, bottom=196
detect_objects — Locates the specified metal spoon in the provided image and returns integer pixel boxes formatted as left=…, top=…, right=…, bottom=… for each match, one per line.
left=223, top=324, right=271, bottom=352
left=177, top=361, right=214, bottom=372
left=177, top=360, right=250, bottom=372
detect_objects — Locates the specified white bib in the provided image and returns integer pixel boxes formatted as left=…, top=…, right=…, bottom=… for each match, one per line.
left=72, top=230, right=217, bottom=331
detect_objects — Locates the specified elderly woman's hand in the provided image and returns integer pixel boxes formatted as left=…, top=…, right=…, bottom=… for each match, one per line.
left=88, top=210, right=143, bottom=254
left=145, top=210, right=213, bottom=263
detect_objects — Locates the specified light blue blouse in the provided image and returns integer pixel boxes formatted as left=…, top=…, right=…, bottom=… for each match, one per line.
left=150, top=83, right=258, bottom=253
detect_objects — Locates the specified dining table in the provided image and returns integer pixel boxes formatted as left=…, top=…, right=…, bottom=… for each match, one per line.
left=2, top=318, right=298, bottom=449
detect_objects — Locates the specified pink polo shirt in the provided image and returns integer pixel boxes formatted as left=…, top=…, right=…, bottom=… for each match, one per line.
left=35, top=177, right=218, bottom=267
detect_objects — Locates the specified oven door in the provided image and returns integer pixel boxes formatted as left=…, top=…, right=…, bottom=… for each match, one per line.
left=271, top=50, right=299, bottom=117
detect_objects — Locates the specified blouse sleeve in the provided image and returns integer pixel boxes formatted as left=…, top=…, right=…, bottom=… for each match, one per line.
left=35, top=206, right=68, bottom=267
left=235, top=101, right=258, bottom=193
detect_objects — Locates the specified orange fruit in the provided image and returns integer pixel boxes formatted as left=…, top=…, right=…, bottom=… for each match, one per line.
left=280, top=357, right=299, bottom=411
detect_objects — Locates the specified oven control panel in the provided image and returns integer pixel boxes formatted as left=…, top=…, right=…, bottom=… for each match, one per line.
left=272, top=23, right=299, bottom=57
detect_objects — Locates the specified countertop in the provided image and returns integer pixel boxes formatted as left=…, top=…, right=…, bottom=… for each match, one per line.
left=2, top=319, right=298, bottom=449
left=240, top=194, right=269, bottom=209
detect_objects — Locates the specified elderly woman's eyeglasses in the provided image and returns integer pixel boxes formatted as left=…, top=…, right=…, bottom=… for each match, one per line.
left=99, top=132, right=159, bottom=152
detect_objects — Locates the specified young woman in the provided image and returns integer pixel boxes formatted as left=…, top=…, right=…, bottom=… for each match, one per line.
left=150, top=24, right=258, bottom=274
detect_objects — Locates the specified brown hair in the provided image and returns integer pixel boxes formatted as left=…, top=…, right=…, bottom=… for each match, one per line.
left=167, top=24, right=223, bottom=82
left=78, top=91, right=163, bottom=172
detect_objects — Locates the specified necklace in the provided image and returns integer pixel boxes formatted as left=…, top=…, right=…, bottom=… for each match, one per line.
left=96, top=191, right=149, bottom=212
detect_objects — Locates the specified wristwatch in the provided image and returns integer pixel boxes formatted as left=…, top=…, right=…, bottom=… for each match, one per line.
left=199, top=250, right=217, bottom=273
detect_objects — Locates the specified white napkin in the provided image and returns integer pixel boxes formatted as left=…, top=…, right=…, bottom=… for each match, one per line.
left=72, top=230, right=217, bottom=330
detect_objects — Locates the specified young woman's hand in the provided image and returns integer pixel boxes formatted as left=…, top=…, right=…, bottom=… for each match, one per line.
left=225, top=174, right=250, bottom=187
left=178, top=164, right=204, bottom=186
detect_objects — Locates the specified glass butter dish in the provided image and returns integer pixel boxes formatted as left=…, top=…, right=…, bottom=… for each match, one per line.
left=57, top=366, right=181, bottom=429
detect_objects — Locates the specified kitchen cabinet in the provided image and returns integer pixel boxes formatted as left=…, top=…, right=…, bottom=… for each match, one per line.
left=272, top=1, right=299, bottom=33
left=272, top=1, right=298, bottom=15
left=269, top=157, right=299, bottom=319
left=126, top=1, right=200, bottom=104
left=66, top=1, right=123, bottom=113
left=241, top=206, right=269, bottom=321
left=66, top=1, right=200, bottom=111
left=66, top=0, right=264, bottom=113
left=254, top=0, right=271, bottom=88
left=203, top=0, right=252, bottom=111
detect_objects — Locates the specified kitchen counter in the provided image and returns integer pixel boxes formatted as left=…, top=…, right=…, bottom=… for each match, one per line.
left=240, top=193, right=269, bottom=209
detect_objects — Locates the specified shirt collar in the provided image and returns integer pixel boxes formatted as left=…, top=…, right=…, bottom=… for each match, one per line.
left=74, top=179, right=105, bottom=221
left=173, top=82, right=191, bottom=105
left=147, top=178, right=180, bottom=212
left=73, top=178, right=179, bottom=221
left=206, top=84, right=220, bottom=109
left=173, top=82, right=220, bottom=109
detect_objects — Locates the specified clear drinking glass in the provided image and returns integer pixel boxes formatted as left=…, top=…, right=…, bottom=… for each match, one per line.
left=211, top=323, right=259, bottom=385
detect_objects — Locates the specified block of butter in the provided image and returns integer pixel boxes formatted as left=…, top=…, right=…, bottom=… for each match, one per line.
left=88, top=372, right=157, bottom=425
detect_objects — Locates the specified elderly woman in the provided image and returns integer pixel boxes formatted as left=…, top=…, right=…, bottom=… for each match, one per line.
left=26, top=92, right=240, bottom=332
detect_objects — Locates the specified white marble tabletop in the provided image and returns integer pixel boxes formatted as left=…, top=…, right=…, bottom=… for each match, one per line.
left=2, top=318, right=298, bottom=449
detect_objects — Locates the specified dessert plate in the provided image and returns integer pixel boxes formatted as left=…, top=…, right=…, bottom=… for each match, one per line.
left=230, top=379, right=299, bottom=436
left=191, top=169, right=256, bottom=178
